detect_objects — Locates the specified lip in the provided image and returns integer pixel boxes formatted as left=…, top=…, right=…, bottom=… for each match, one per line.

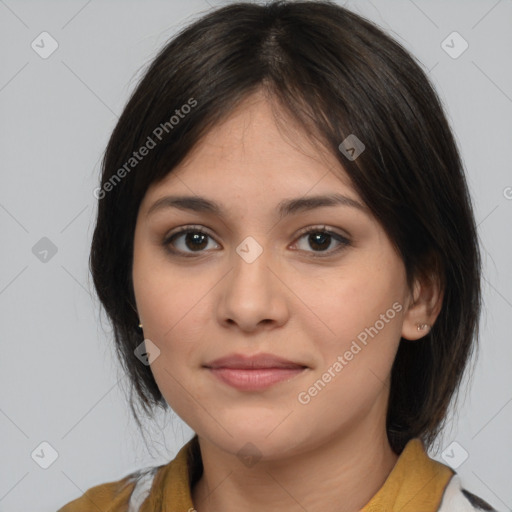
left=203, top=353, right=308, bottom=391
left=204, top=352, right=307, bottom=370
left=207, top=367, right=307, bottom=391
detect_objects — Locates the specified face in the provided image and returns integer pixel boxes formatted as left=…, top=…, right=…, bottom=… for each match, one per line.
left=132, top=91, right=418, bottom=460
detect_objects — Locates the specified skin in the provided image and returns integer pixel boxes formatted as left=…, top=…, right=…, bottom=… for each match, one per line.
left=132, top=90, right=443, bottom=512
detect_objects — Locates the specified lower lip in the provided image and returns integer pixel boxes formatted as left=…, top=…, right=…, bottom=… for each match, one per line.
left=207, top=367, right=306, bottom=391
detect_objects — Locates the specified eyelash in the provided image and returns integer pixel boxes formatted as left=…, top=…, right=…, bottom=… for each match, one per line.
left=162, top=224, right=351, bottom=259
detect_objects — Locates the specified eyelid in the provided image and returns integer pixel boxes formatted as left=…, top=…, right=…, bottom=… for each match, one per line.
left=290, top=225, right=351, bottom=257
left=165, top=224, right=214, bottom=238
left=293, top=224, right=350, bottom=242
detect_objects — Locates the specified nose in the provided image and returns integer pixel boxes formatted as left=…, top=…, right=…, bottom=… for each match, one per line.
left=217, top=240, right=290, bottom=333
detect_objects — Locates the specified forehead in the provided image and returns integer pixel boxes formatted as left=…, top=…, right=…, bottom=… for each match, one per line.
left=143, top=92, right=357, bottom=206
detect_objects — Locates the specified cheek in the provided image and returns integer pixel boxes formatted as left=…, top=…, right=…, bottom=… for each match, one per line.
left=306, top=262, right=403, bottom=330
left=132, top=249, right=213, bottom=373
left=145, top=300, right=215, bottom=426
left=299, top=260, right=405, bottom=373
left=294, top=273, right=404, bottom=422
left=133, top=238, right=192, bottom=334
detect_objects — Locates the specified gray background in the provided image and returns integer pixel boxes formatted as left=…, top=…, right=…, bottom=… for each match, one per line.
left=1, top=0, right=511, bottom=510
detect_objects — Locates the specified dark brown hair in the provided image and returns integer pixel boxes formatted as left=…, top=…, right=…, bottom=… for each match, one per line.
left=90, top=0, right=482, bottom=455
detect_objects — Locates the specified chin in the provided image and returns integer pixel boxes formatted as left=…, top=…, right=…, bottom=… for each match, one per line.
left=197, top=421, right=308, bottom=462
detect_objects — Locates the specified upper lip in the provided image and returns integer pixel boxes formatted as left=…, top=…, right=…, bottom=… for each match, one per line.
left=204, top=353, right=308, bottom=369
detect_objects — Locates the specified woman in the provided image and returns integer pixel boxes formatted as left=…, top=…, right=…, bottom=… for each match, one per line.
left=58, top=1, right=498, bottom=510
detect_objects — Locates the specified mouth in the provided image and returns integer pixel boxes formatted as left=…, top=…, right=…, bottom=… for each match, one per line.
left=205, top=366, right=308, bottom=391
left=203, top=352, right=309, bottom=391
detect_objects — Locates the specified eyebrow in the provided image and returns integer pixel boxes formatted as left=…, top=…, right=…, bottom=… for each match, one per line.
left=146, top=193, right=368, bottom=220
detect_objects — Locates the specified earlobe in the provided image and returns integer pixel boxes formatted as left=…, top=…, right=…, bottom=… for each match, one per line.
left=401, top=272, right=443, bottom=341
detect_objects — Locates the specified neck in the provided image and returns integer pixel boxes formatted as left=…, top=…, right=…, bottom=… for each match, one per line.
left=191, top=423, right=399, bottom=512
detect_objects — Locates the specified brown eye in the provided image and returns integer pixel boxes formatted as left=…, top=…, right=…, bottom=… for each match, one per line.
left=162, top=225, right=350, bottom=259
left=163, top=227, right=220, bottom=256
left=293, top=226, right=351, bottom=257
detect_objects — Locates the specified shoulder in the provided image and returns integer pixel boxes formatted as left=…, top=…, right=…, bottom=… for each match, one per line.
left=57, top=435, right=201, bottom=511
left=57, top=465, right=162, bottom=512
left=439, top=474, right=499, bottom=512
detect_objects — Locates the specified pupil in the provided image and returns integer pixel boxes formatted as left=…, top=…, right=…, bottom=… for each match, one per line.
left=186, top=232, right=208, bottom=251
left=310, top=233, right=330, bottom=251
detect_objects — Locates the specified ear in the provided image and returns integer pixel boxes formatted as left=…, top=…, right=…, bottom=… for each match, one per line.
left=401, top=269, right=444, bottom=341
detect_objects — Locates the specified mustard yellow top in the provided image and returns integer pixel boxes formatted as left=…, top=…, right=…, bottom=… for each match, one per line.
left=58, top=436, right=455, bottom=511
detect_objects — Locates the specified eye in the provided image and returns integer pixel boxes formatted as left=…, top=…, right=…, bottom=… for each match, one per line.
left=162, top=225, right=220, bottom=256
left=292, top=225, right=351, bottom=257
left=162, top=225, right=351, bottom=258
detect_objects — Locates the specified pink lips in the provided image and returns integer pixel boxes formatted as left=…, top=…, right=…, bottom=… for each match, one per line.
left=204, top=353, right=308, bottom=391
